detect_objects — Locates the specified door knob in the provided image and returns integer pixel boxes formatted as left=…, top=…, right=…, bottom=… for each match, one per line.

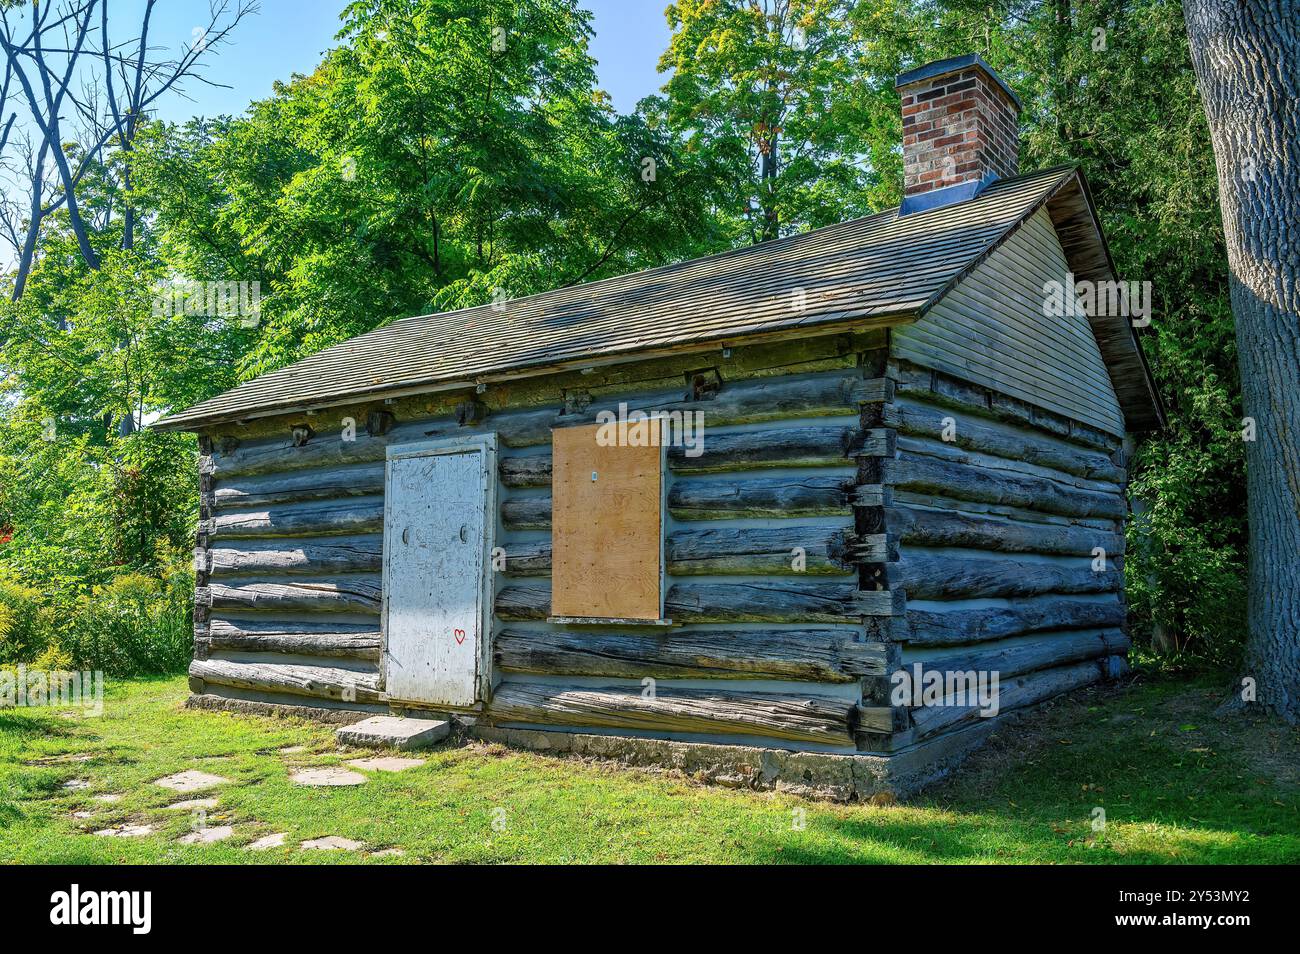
left=459, top=524, right=469, bottom=543
left=402, top=527, right=410, bottom=545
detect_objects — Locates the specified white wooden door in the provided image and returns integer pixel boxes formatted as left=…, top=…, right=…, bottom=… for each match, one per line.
left=382, top=439, right=493, bottom=708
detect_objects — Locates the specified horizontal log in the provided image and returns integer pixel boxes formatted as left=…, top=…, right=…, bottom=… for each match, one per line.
left=667, top=525, right=862, bottom=575
left=668, top=474, right=855, bottom=520
left=891, top=359, right=1121, bottom=453
left=901, top=597, right=1127, bottom=645
left=670, top=424, right=892, bottom=473
left=500, top=495, right=552, bottom=531
left=496, top=580, right=902, bottom=623
left=189, top=658, right=382, bottom=703
left=213, top=463, right=386, bottom=510
left=495, top=627, right=886, bottom=683
left=915, top=628, right=1130, bottom=682
left=894, top=398, right=1125, bottom=482
left=207, top=498, right=384, bottom=539
left=211, top=372, right=893, bottom=479
left=487, top=681, right=879, bottom=744
left=499, top=524, right=879, bottom=576
left=887, top=453, right=1126, bottom=520
left=207, top=618, right=381, bottom=660
left=504, top=474, right=857, bottom=529
left=500, top=455, right=553, bottom=489
left=498, top=424, right=885, bottom=486
left=202, top=577, right=382, bottom=615
left=908, top=657, right=1106, bottom=738
left=894, top=553, right=1122, bottom=600
left=207, top=534, right=383, bottom=576
left=887, top=505, right=1124, bottom=557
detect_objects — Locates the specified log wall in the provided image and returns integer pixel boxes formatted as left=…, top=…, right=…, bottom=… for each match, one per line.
left=189, top=332, right=900, bottom=751
left=876, top=357, right=1131, bottom=747
left=184, top=312, right=1134, bottom=759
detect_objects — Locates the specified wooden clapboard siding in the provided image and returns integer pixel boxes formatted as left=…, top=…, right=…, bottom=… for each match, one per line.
left=894, top=207, right=1125, bottom=436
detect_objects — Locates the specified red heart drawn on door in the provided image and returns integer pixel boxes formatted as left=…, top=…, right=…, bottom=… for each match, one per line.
left=453, top=628, right=466, bottom=645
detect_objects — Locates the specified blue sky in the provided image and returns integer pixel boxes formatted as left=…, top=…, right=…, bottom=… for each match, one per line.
left=150, top=0, right=672, bottom=123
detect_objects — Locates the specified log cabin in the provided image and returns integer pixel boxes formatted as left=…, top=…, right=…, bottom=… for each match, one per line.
left=156, top=55, right=1163, bottom=799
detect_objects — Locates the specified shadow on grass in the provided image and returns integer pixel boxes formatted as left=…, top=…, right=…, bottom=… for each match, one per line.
left=0, top=710, right=76, bottom=741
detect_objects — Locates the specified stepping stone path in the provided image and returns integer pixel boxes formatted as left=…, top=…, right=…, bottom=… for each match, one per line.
left=247, top=833, right=287, bottom=850
left=154, top=770, right=230, bottom=793
left=94, top=824, right=153, bottom=838
left=72, top=811, right=94, bottom=819
left=279, top=746, right=307, bottom=754
left=178, top=826, right=235, bottom=845
left=347, top=757, right=426, bottom=773
left=301, top=836, right=363, bottom=851
left=290, top=767, right=367, bottom=787
left=93, top=794, right=122, bottom=803
left=62, top=779, right=89, bottom=790
left=165, top=798, right=219, bottom=811
left=371, top=848, right=405, bottom=858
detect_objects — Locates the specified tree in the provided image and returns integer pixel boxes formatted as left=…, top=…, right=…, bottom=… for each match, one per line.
left=1182, top=0, right=1300, bottom=721
left=138, top=0, right=721, bottom=378
left=661, top=0, right=885, bottom=242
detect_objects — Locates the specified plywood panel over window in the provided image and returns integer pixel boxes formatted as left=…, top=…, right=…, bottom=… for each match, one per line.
left=550, top=420, right=663, bottom=621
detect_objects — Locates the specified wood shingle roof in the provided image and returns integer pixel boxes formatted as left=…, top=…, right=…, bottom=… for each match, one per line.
left=158, top=165, right=1162, bottom=432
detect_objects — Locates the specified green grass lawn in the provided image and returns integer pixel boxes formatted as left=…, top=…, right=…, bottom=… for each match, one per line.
left=1, top=672, right=1297, bottom=864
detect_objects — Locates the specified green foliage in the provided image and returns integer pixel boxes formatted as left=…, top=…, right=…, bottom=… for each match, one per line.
left=660, top=0, right=893, bottom=240
left=58, top=567, right=195, bottom=677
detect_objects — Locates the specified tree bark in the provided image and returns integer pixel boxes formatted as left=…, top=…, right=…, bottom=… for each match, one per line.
left=1184, top=0, right=1300, bottom=721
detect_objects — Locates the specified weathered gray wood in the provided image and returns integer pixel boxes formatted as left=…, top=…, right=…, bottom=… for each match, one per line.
left=887, top=453, right=1126, bottom=520
left=915, top=628, right=1130, bottom=682
left=213, top=463, right=386, bottom=510
left=189, top=658, right=381, bottom=703
left=894, top=397, right=1125, bottom=482
left=908, top=658, right=1105, bottom=738
left=902, top=597, right=1127, bottom=645
left=666, top=525, right=859, bottom=575
left=207, top=633, right=382, bottom=660
left=895, top=553, right=1122, bottom=600
left=500, top=495, right=552, bottom=531
left=499, top=524, right=876, bottom=576
left=210, top=373, right=893, bottom=479
left=505, top=475, right=857, bottom=528
left=495, top=580, right=901, bottom=623
left=670, top=424, right=892, bottom=473
left=498, top=425, right=889, bottom=486
left=208, top=498, right=384, bottom=539
left=500, top=455, right=553, bottom=489
left=668, top=474, right=855, bottom=520
left=206, top=618, right=381, bottom=660
left=887, top=504, right=1124, bottom=557
left=207, top=534, right=383, bottom=576
left=487, top=681, right=879, bottom=744
left=203, top=577, right=382, bottom=614
left=892, top=359, right=1122, bottom=453
left=495, top=627, right=886, bottom=682
left=498, top=539, right=553, bottom=576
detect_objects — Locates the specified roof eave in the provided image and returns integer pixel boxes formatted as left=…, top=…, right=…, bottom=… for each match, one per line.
left=153, top=307, right=920, bottom=433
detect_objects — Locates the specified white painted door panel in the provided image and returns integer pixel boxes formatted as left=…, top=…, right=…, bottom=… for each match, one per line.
left=383, top=448, right=486, bottom=707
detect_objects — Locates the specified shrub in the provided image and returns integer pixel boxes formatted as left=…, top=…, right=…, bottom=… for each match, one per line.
left=0, top=572, right=58, bottom=665
left=60, top=567, right=193, bottom=677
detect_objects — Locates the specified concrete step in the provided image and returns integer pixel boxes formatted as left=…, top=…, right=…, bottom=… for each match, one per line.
left=336, top=716, right=451, bottom=751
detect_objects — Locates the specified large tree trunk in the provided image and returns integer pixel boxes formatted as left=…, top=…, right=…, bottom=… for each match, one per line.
left=1183, top=0, right=1300, bottom=721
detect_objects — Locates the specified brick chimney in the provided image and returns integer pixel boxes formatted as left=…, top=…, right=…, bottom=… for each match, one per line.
left=896, top=54, right=1022, bottom=213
